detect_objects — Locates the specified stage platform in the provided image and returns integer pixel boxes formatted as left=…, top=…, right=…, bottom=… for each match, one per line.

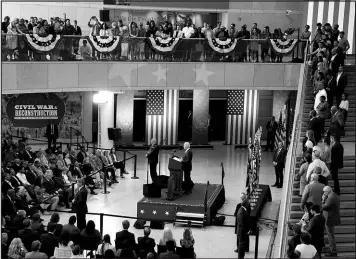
left=137, top=183, right=225, bottom=225
left=117, top=144, right=214, bottom=150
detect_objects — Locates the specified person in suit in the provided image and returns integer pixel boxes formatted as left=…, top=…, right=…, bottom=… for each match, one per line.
left=326, top=71, right=337, bottom=108
left=329, top=47, right=343, bottom=76
left=31, top=213, right=45, bottom=235
left=40, top=224, right=59, bottom=258
left=137, top=226, right=156, bottom=258
left=330, top=135, right=343, bottom=195
left=46, top=121, right=59, bottom=151
left=73, top=20, right=82, bottom=55
left=327, top=106, right=344, bottom=137
left=2, top=189, right=18, bottom=219
left=72, top=178, right=88, bottom=231
left=158, top=240, right=179, bottom=259
left=307, top=110, right=322, bottom=144
left=24, top=240, right=47, bottom=259
left=301, top=173, right=325, bottom=209
left=322, top=186, right=341, bottom=257
left=272, top=142, right=287, bottom=188
left=335, top=66, right=348, bottom=106
left=305, top=204, right=326, bottom=257
left=21, top=146, right=35, bottom=163
left=76, top=146, right=88, bottom=165
left=265, top=116, right=278, bottom=151
left=180, top=142, right=193, bottom=194
left=115, top=220, right=136, bottom=251
left=146, top=138, right=159, bottom=182
left=234, top=192, right=251, bottom=254
left=235, top=200, right=250, bottom=258
left=12, top=210, right=27, bottom=232
left=17, top=219, right=39, bottom=252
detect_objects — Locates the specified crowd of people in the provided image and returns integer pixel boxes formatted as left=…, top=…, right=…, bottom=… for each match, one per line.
left=2, top=14, right=315, bottom=62
left=285, top=21, right=350, bottom=259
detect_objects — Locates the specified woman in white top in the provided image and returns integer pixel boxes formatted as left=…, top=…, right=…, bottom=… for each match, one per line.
left=294, top=233, right=318, bottom=258
left=159, top=227, right=176, bottom=246
left=96, top=234, right=116, bottom=256
left=339, top=93, right=349, bottom=124
left=99, top=23, right=112, bottom=60
left=53, top=231, right=74, bottom=258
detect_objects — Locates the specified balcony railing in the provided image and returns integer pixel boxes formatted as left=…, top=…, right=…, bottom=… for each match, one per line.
left=2, top=33, right=306, bottom=63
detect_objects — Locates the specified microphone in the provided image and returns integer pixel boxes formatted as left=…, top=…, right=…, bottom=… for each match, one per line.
left=171, top=149, right=177, bottom=156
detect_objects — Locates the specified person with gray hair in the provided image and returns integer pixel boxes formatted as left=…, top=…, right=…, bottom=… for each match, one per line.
left=180, top=142, right=193, bottom=194
left=137, top=226, right=156, bottom=257
left=306, top=146, right=330, bottom=183
left=301, top=173, right=325, bottom=211
left=115, top=220, right=136, bottom=250
left=322, top=186, right=341, bottom=257
left=72, top=178, right=88, bottom=231
left=25, top=240, right=47, bottom=258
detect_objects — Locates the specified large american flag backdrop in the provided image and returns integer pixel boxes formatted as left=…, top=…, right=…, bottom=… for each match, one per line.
left=226, top=90, right=259, bottom=145
left=146, top=90, right=178, bottom=145
left=274, top=108, right=286, bottom=150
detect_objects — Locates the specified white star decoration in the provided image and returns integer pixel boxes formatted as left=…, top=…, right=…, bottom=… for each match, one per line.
left=193, top=63, right=214, bottom=86
left=165, top=211, right=169, bottom=216
left=140, top=210, right=145, bottom=214
left=152, top=210, right=157, bottom=215
left=152, top=64, right=169, bottom=83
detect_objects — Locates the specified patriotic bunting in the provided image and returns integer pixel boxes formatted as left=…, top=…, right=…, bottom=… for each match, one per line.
left=269, top=39, right=298, bottom=56
left=147, top=37, right=182, bottom=54
left=24, top=34, right=62, bottom=54
left=207, top=37, right=238, bottom=54
left=87, top=35, right=121, bottom=53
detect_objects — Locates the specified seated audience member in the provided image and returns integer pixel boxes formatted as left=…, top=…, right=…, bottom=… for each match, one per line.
left=137, top=226, right=156, bottom=258
left=180, top=228, right=195, bottom=248
left=339, top=93, right=349, bottom=125
left=104, top=249, right=116, bottom=258
left=147, top=252, right=155, bottom=259
left=34, top=186, right=59, bottom=212
left=295, top=153, right=312, bottom=196
left=159, top=227, right=177, bottom=246
left=96, top=234, right=116, bottom=257
left=305, top=205, right=325, bottom=257
left=117, top=247, right=137, bottom=258
left=158, top=240, right=179, bottom=259
left=25, top=240, right=48, bottom=258
left=42, top=170, right=70, bottom=209
left=62, top=215, right=80, bottom=237
left=53, top=231, right=73, bottom=258
left=8, top=238, right=27, bottom=259
left=47, top=213, right=63, bottom=238
left=12, top=210, right=27, bottom=232
left=2, top=233, right=9, bottom=259
left=115, top=220, right=136, bottom=250
left=40, top=224, right=59, bottom=258
left=31, top=214, right=45, bottom=235
left=17, top=218, right=39, bottom=252
left=2, top=189, right=18, bottom=219
left=70, top=245, right=84, bottom=258
left=301, top=173, right=325, bottom=209
left=287, top=224, right=302, bottom=258
left=80, top=220, right=102, bottom=247
left=294, top=233, right=318, bottom=258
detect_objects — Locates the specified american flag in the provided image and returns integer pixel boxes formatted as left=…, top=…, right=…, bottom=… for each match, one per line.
left=146, top=90, right=178, bottom=145
left=226, top=90, right=259, bottom=145
left=274, top=108, right=286, bottom=150
left=287, top=109, right=294, bottom=147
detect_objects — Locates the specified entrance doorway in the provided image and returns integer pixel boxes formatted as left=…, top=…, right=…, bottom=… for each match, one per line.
left=133, top=100, right=146, bottom=142
left=209, top=100, right=227, bottom=141
left=178, top=100, right=193, bottom=142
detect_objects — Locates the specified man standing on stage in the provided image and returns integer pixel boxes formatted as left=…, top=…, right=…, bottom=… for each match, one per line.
left=265, top=116, right=278, bottom=151
left=72, top=178, right=88, bottom=230
left=272, top=141, right=287, bottom=188
left=234, top=192, right=251, bottom=255
left=180, top=142, right=193, bottom=194
left=146, top=138, right=159, bottom=182
left=46, top=121, right=58, bottom=151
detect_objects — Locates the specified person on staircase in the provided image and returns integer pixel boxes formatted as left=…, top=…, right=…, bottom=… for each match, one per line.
left=327, top=106, right=345, bottom=138
left=339, top=93, right=349, bottom=126
left=316, top=95, right=329, bottom=132
left=306, top=146, right=330, bottom=184
left=335, top=66, right=348, bottom=107
left=272, top=142, right=287, bottom=188
left=330, top=135, right=343, bottom=196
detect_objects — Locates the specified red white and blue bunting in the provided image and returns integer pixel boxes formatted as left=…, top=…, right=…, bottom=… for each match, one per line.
left=269, top=39, right=298, bottom=56
left=147, top=37, right=182, bottom=54
left=207, top=37, right=238, bottom=54
left=87, top=35, right=121, bottom=53
left=24, top=34, right=62, bottom=54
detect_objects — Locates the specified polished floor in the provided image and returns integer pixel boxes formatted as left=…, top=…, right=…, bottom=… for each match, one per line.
left=40, top=143, right=282, bottom=258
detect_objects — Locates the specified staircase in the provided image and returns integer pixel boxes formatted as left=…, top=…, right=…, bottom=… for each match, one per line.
left=290, top=64, right=356, bottom=257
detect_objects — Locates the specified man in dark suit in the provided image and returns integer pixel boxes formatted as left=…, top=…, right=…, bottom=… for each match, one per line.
left=180, top=142, right=193, bottom=194
left=159, top=240, right=179, bottom=259
left=335, top=66, right=347, bottom=106
left=329, top=48, right=344, bottom=76
left=115, top=220, right=136, bottom=250
left=40, top=224, right=59, bottom=258
left=234, top=192, right=251, bottom=254
left=265, top=116, right=278, bottom=151
left=272, top=142, right=287, bottom=188
left=73, top=20, right=82, bottom=54
left=236, top=200, right=250, bottom=258
left=306, top=110, right=322, bottom=144
left=46, top=121, right=59, bottom=151
left=322, top=186, right=341, bottom=257
left=330, top=135, right=343, bottom=195
left=327, top=106, right=345, bottom=138
left=18, top=218, right=39, bottom=251
left=306, top=204, right=326, bottom=257
left=137, top=226, right=156, bottom=258
left=76, top=145, right=88, bottom=164
left=2, top=189, right=18, bottom=219
left=146, top=138, right=159, bottom=181
left=21, top=146, right=35, bottom=163
left=72, top=178, right=88, bottom=231
left=326, top=72, right=337, bottom=109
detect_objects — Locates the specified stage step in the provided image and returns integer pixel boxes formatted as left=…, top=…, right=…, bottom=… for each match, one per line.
left=174, top=211, right=206, bottom=228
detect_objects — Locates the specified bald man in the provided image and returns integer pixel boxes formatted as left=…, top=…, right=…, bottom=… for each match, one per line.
left=234, top=193, right=251, bottom=254
left=146, top=138, right=159, bottom=182
left=180, top=142, right=193, bottom=194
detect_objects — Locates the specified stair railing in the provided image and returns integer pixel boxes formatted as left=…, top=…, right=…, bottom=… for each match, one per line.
left=275, top=41, right=310, bottom=258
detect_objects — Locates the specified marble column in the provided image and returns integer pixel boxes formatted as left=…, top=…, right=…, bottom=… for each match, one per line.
left=98, top=92, right=115, bottom=149
left=115, top=91, right=134, bottom=146
left=192, top=90, right=210, bottom=145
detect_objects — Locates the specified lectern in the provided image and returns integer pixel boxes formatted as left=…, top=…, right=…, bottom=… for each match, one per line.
left=167, top=157, right=183, bottom=198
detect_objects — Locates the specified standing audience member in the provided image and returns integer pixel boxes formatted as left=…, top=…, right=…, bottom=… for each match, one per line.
left=337, top=31, right=350, bottom=59
left=301, top=174, right=325, bottom=209
left=307, top=110, right=322, bottom=145
left=306, top=146, right=330, bottom=183
left=235, top=200, right=250, bottom=258
left=301, top=25, right=311, bottom=59
left=72, top=178, right=88, bottom=231
left=316, top=95, right=329, bottom=131
left=322, top=186, right=341, bottom=257
left=295, top=153, right=312, bottom=196
left=339, top=93, right=349, bottom=125
left=305, top=205, right=325, bottom=257
left=330, top=135, right=343, bottom=196
left=72, top=20, right=82, bottom=55
left=325, top=72, right=337, bottom=108
left=234, top=192, right=251, bottom=254
left=327, top=106, right=344, bottom=137
left=335, top=66, right=348, bottom=106
left=287, top=224, right=301, bottom=258
left=260, top=26, right=271, bottom=62
left=272, top=142, right=287, bottom=188
left=294, top=233, right=318, bottom=259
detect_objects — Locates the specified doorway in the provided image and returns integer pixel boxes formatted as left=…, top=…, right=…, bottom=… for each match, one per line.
left=178, top=100, right=193, bottom=142
left=133, top=100, right=146, bottom=142
left=209, top=100, right=227, bottom=141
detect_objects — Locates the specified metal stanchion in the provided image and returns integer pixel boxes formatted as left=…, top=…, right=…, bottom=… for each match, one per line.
left=100, top=213, right=104, bottom=235
left=123, top=151, right=126, bottom=168
left=131, top=155, right=139, bottom=179
left=254, top=227, right=259, bottom=259
left=71, top=182, right=75, bottom=198
left=101, top=167, right=110, bottom=194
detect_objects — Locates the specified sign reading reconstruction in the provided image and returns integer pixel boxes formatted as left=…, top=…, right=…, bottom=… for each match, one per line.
left=6, top=93, right=65, bottom=128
